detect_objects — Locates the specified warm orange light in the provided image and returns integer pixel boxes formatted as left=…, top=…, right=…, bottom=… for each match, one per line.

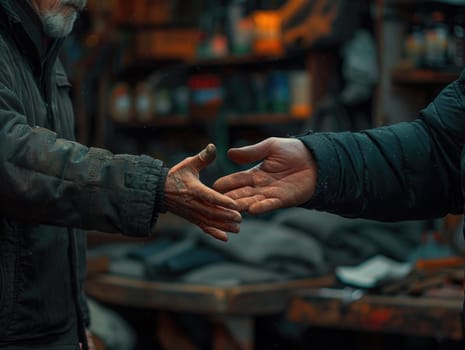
left=252, top=10, right=284, bottom=56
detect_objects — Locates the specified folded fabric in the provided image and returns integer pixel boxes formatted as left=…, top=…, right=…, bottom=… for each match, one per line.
left=273, top=208, right=424, bottom=267
left=188, top=218, right=326, bottom=278
left=109, top=258, right=146, bottom=279
left=335, top=255, right=413, bottom=289
left=145, top=245, right=227, bottom=281
left=126, top=238, right=174, bottom=261
left=182, top=262, right=292, bottom=286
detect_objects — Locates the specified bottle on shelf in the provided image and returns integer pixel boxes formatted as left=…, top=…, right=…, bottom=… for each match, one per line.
left=289, top=70, right=312, bottom=119
left=404, top=12, right=426, bottom=69
left=109, top=82, right=132, bottom=124
left=424, top=11, right=450, bottom=69
left=134, top=82, right=155, bottom=123
left=449, top=13, right=465, bottom=69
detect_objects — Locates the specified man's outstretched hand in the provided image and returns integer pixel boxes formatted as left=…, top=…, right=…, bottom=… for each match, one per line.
left=213, top=137, right=317, bottom=215
left=164, top=144, right=242, bottom=241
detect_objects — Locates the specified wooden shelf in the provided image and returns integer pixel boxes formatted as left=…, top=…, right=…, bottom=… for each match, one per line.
left=227, top=113, right=308, bottom=126
left=113, top=116, right=189, bottom=128
left=119, top=53, right=304, bottom=79
left=391, top=67, right=460, bottom=85
left=113, top=113, right=308, bottom=129
left=186, top=54, right=288, bottom=68
left=386, top=0, right=426, bottom=5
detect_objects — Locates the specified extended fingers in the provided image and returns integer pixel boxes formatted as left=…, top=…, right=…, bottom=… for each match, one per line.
left=178, top=196, right=242, bottom=230
left=227, top=138, right=274, bottom=164
left=248, top=198, right=283, bottom=215
left=194, top=203, right=242, bottom=229
left=213, top=172, right=254, bottom=193
left=193, top=182, right=240, bottom=211
left=199, top=225, right=230, bottom=241
left=235, top=195, right=266, bottom=212
left=227, top=194, right=280, bottom=214
left=191, top=206, right=241, bottom=240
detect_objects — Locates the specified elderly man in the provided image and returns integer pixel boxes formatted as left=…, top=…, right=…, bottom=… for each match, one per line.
left=0, top=1, right=242, bottom=349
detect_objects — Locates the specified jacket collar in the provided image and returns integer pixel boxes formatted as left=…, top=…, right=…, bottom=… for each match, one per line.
left=0, top=0, right=63, bottom=74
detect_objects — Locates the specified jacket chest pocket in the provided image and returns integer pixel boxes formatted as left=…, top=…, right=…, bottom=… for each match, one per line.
left=53, top=72, right=75, bottom=139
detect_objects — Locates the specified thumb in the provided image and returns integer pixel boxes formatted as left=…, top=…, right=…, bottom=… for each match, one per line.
left=227, top=138, right=273, bottom=164
left=191, top=143, right=217, bottom=171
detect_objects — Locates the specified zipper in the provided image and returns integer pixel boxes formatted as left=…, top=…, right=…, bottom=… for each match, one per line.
left=39, top=40, right=62, bottom=128
left=68, top=228, right=88, bottom=350
left=0, top=264, right=4, bottom=311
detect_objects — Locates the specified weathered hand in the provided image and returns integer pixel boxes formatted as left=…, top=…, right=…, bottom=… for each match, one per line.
left=164, top=144, right=242, bottom=241
left=213, top=137, right=317, bottom=215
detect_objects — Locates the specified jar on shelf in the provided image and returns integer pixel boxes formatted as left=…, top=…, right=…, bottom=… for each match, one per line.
left=153, top=88, right=172, bottom=117
left=404, top=13, right=425, bottom=68
left=173, top=85, right=189, bottom=117
left=449, top=13, right=465, bottom=68
left=134, top=82, right=155, bottom=123
left=267, top=71, right=290, bottom=114
left=424, top=11, right=450, bottom=69
left=109, top=82, right=132, bottom=124
left=188, top=75, right=224, bottom=119
left=252, top=11, right=284, bottom=56
left=289, top=71, right=312, bottom=119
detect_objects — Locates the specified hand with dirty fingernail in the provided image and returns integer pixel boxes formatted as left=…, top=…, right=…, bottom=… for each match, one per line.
left=164, top=144, right=242, bottom=241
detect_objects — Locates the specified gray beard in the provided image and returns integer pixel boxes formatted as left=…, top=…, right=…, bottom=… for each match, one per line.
left=41, top=10, right=78, bottom=38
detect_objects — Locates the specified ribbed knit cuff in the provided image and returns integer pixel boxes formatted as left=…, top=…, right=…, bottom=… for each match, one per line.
left=295, top=133, right=342, bottom=210
left=154, top=166, right=169, bottom=215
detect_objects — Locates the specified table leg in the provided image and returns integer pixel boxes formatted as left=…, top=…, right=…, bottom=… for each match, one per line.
left=212, top=316, right=254, bottom=350
left=156, top=312, right=198, bottom=350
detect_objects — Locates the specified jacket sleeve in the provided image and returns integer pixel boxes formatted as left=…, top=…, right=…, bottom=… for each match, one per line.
left=0, top=82, right=168, bottom=236
left=297, top=70, right=465, bottom=221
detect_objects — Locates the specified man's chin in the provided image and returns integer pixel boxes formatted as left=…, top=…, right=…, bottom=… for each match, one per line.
left=41, top=11, right=77, bottom=38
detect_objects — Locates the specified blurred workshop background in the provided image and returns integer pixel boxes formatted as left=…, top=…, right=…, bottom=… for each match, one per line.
left=65, top=1, right=465, bottom=349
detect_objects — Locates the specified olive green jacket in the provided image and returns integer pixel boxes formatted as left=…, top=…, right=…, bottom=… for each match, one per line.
left=0, top=0, right=167, bottom=347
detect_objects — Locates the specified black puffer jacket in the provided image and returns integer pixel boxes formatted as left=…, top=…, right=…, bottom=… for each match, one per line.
left=0, top=1, right=168, bottom=348
left=298, top=70, right=465, bottom=222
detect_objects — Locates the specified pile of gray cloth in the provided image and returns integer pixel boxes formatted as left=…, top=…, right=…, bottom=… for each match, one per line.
left=182, top=217, right=327, bottom=285
left=272, top=208, right=425, bottom=267
left=89, top=208, right=425, bottom=287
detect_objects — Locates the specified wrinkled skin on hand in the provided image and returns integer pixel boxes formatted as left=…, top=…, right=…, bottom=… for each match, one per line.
left=213, top=137, right=317, bottom=215
left=164, top=144, right=242, bottom=241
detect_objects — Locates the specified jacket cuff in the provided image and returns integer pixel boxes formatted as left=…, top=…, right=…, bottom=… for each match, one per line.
left=295, top=133, right=342, bottom=210
left=123, top=155, right=167, bottom=236
left=153, top=166, right=169, bottom=216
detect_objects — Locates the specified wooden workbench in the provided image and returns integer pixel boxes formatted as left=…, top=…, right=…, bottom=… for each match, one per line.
left=85, top=274, right=333, bottom=350
left=86, top=264, right=465, bottom=349
left=287, top=288, right=464, bottom=342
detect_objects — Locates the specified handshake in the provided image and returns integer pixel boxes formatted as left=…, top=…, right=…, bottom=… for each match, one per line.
left=165, top=137, right=317, bottom=241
